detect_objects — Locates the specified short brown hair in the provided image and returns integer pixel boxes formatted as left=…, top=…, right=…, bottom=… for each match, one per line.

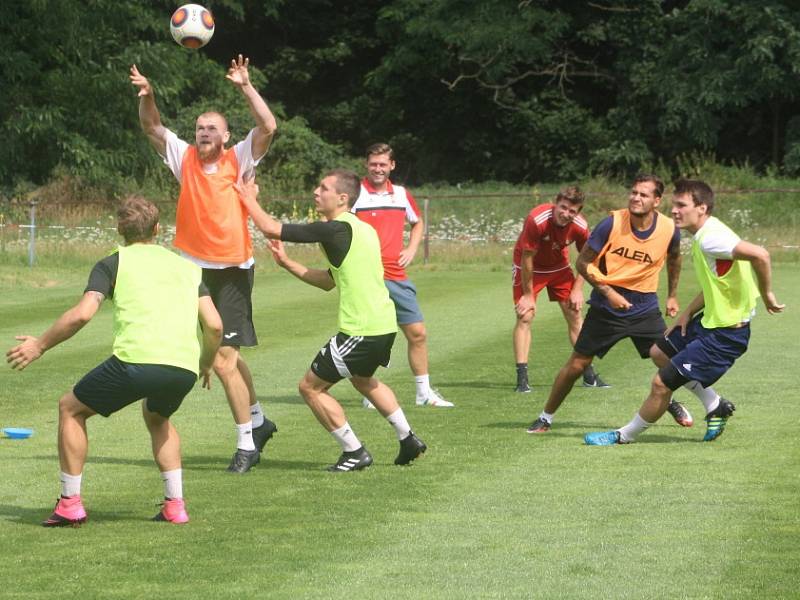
left=674, top=179, right=715, bottom=213
left=633, top=173, right=664, bottom=198
left=365, top=142, right=394, bottom=161
left=324, top=169, right=361, bottom=207
left=117, top=196, right=159, bottom=244
left=555, top=185, right=585, bottom=206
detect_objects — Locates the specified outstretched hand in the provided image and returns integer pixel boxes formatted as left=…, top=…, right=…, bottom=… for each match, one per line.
left=129, top=64, right=152, bottom=97
left=7, top=335, right=44, bottom=371
left=268, top=240, right=290, bottom=268
left=225, top=54, right=251, bottom=87
left=234, top=178, right=259, bottom=210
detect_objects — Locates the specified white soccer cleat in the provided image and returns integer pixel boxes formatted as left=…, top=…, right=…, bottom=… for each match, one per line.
left=362, top=397, right=377, bottom=410
left=416, top=388, right=454, bottom=407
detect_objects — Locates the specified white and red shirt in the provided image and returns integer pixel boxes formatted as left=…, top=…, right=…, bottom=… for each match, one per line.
left=513, top=203, right=589, bottom=273
left=352, top=178, right=421, bottom=281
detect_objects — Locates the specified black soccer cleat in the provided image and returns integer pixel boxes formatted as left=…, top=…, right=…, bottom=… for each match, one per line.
left=252, top=418, right=278, bottom=453
left=226, top=448, right=260, bottom=473
left=526, top=417, right=551, bottom=434
left=394, top=432, right=427, bottom=466
left=704, top=398, right=736, bottom=442
left=582, top=368, right=610, bottom=388
left=327, top=446, right=373, bottom=472
left=667, top=398, right=694, bottom=427
left=515, top=379, right=532, bottom=393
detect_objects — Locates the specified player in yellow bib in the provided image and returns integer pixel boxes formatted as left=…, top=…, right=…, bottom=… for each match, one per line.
left=235, top=170, right=428, bottom=471
left=7, top=197, right=222, bottom=526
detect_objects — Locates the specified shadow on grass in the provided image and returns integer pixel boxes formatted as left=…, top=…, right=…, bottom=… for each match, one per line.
left=481, top=421, right=697, bottom=444
left=435, top=381, right=520, bottom=391
left=23, top=453, right=321, bottom=472
left=0, top=503, right=139, bottom=526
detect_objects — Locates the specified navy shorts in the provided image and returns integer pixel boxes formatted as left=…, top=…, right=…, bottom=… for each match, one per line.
left=202, top=266, right=257, bottom=347
left=574, top=306, right=666, bottom=359
left=73, top=355, right=197, bottom=418
left=385, top=279, right=424, bottom=325
left=656, top=314, right=750, bottom=389
left=311, top=332, right=396, bottom=384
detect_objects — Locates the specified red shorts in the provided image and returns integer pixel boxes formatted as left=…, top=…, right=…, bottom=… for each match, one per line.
left=512, top=265, right=575, bottom=304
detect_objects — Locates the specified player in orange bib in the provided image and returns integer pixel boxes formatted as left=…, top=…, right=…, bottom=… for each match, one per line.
left=130, top=56, right=278, bottom=473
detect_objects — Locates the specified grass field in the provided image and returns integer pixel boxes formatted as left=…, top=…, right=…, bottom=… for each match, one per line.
left=0, top=258, right=798, bottom=599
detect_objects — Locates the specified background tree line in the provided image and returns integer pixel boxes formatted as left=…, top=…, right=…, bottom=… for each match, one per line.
left=3, top=0, right=800, bottom=201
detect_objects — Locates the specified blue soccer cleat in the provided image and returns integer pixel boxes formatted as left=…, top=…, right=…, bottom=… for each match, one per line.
left=584, top=430, right=622, bottom=446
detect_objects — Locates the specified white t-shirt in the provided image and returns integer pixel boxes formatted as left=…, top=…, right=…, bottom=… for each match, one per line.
left=161, top=128, right=263, bottom=269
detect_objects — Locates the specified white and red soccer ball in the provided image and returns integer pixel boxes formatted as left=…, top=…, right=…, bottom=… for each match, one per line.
left=170, top=4, right=215, bottom=49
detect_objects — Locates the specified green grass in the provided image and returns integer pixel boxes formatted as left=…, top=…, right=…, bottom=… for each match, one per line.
left=0, top=260, right=798, bottom=599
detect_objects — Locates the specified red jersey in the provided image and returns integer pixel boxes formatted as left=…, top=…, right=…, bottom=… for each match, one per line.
left=352, top=178, right=421, bottom=281
left=512, top=204, right=589, bottom=273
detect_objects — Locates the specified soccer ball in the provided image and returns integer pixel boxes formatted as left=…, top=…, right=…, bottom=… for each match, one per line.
left=170, top=4, right=215, bottom=49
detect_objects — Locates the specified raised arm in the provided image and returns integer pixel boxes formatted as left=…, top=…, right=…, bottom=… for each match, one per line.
left=732, top=240, right=785, bottom=314
left=6, top=291, right=104, bottom=371
left=226, top=55, right=277, bottom=160
left=130, top=64, right=168, bottom=156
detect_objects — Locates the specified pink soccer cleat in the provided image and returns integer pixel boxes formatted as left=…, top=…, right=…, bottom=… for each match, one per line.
left=153, top=498, right=189, bottom=524
left=42, top=495, right=87, bottom=527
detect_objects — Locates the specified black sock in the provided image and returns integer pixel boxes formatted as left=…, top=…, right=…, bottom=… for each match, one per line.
left=516, top=363, right=528, bottom=382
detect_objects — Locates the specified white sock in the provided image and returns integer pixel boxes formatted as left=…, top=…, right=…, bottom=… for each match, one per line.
left=683, top=381, right=720, bottom=414
left=161, top=469, right=183, bottom=500
left=415, top=374, right=431, bottom=400
left=540, top=411, right=554, bottom=424
left=250, top=402, right=265, bottom=428
left=387, top=408, right=412, bottom=440
left=331, top=422, right=362, bottom=452
left=60, top=472, right=82, bottom=497
left=236, top=421, right=256, bottom=451
left=618, top=413, right=652, bottom=443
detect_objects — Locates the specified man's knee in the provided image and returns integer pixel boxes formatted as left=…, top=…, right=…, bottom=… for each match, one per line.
left=213, top=346, right=240, bottom=379
left=59, top=392, right=94, bottom=420
left=402, top=322, right=427, bottom=345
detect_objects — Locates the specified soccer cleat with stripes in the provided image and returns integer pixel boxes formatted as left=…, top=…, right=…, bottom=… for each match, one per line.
left=526, top=417, right=551, bottom=434
left=704, top=398, right=736, bottom=442
left=153, top=498, right=189, bottom=524
left=584, top=430, right=625, bottom=446
left=252, top=418, right=278, bottom=453
left=362, top=397, right=377, bottom=409
left=327, top=446, right=373, bottom=472
left=667, top=398, right=694, bottom=427
left=416, top=388, right=454, bottom=407
left=395, top=432, right=427, bottom=465
left=42, top=495, right=87, bottom=527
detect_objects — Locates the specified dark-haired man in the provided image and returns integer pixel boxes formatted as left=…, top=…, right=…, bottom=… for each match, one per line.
left=7, top=197, right=222, bottom=526
left=585, top=179, right=784, bottom=445
left=527, top=174, right=691, bottom=434
left=236, top=171, right=427, bottom=471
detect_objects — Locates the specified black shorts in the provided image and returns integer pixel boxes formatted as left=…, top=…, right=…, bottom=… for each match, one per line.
left=202, top=266, right=257, bottom=347
left=574, top=306, right=666, bottom=359
left=73, top=355, right=197, bottom=418
left=311, top=332, right=396, bottom=384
